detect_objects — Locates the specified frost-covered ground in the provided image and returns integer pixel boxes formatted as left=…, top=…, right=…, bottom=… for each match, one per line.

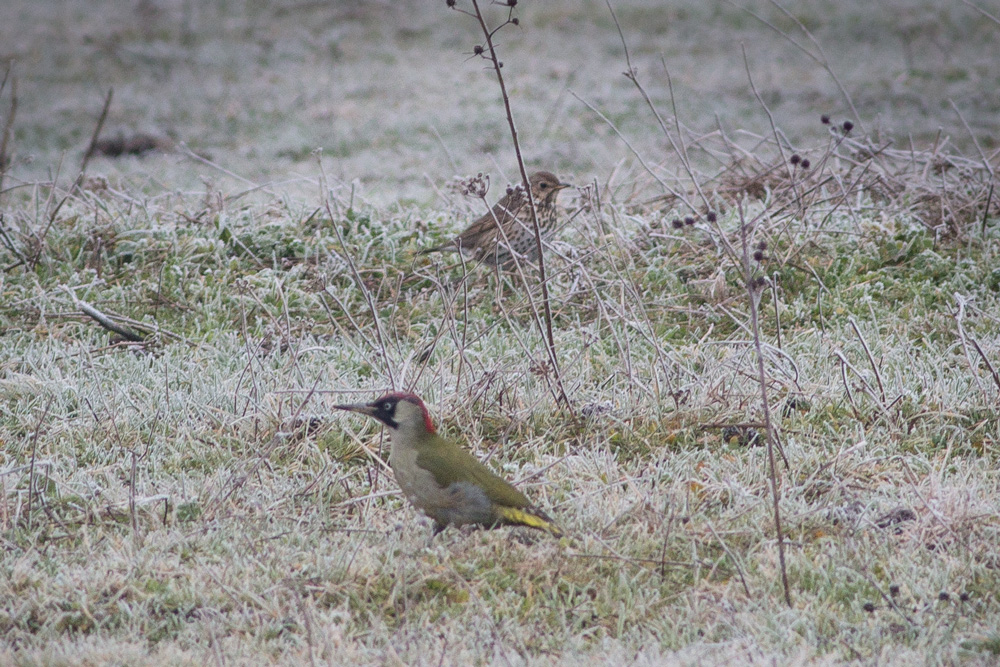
left=2, top=1, right=999, bottom=664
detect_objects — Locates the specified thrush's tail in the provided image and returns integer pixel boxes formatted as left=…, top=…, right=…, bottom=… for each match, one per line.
left=495, top=505, right=564, bottom=537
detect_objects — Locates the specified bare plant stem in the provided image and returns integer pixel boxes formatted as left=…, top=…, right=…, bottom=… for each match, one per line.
left=738, top=203, right=791, bottom=607
left=462, top=0, right=571, bottom=410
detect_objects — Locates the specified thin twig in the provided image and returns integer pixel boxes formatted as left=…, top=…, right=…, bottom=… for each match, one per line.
left=982, top=182, right=994, bottom=237
left=26, top=396, right=55, bottom=529
left=0, top=69, right=16, bottom=198
left=953, top=294, right=997, bottom=396
left=77, top=88, right=114, bottom=189
left=734, top=0, right=861, bottom=127
left=327, top=202, right=396, bottom=389
left=848, top=316, right=886, bottom=403
left=970, top=338, right=1000, bottom=394
left=604, top=0, right=708, bottom=209
left=959, top=0, right=1000, bottom=28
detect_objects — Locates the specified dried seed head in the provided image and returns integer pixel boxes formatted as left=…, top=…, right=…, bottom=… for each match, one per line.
left=889, top=585, right=900, bottom=597
left=757, top=240, right=767, bottom=250
left=800, top=159, right=811, bottom=170
left=671, top=218, right=683, bottom=229
left=863, top=602, right=876, bottom=613
left=706, top=211, right=717, bottom=223
left=462, top=173, right=489, bottom=199
left=938, top=592, right=950, bottom=602
left=821, top=114, right=831, bottom=124
left=753, top=250, right=765, bottom=262
left=473, top=45, right=484, bottom=55
left=684, top=216, right=695, bottom=226
left=511, top=17, right=519, bottom=25
left=790, top=154, right=801, bottom=165
left=842, top=120, right=854, bottom=133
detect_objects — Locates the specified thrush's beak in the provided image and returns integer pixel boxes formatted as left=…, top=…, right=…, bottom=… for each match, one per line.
left=556, top=181, right=572, bottom=190
left=333, top=402, right=378, bottom=417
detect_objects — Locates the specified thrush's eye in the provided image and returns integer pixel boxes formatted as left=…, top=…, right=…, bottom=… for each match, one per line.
left=540, top=182, right=548, bottom=189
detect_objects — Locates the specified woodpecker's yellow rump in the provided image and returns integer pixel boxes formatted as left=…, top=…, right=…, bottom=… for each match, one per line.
left=334, top=392, right=563, bottom=537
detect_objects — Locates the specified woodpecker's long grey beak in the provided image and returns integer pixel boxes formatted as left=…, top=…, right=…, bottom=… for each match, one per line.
left=333, top=402, right=377, bottom=417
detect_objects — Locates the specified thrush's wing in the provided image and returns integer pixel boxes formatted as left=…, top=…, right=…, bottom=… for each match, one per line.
left=455, top=191, right=528, bottom=247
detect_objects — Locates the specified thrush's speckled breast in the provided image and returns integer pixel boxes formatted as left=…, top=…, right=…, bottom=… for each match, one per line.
left=421, top=171, right=570, bottom=268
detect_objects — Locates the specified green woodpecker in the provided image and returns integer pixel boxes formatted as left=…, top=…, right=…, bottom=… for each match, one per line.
left=334, top=392, right=563, bottom=537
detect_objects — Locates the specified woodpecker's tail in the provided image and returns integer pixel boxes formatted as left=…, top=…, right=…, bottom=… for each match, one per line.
left=496, top=505, right=564, bottom=537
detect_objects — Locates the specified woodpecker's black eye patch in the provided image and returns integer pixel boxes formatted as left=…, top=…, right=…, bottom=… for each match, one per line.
left=367, top=398, right=400, bottom=429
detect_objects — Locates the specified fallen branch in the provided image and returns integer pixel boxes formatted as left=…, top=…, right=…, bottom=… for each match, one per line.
left=70, top=292, right=145, bottom=342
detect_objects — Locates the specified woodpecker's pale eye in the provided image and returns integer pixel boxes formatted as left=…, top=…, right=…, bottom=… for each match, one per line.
left=381, top=402, right=393, bottom=411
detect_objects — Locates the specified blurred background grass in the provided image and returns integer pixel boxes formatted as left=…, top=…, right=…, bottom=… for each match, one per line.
left=2, top=0, right=996, bottom=202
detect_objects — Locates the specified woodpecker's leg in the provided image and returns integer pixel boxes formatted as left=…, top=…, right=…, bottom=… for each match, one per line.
left=432, top=522, right=448, bottom=537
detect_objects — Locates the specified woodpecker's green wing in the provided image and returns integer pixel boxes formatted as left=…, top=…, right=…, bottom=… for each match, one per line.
left=415, top=443, right=532, bottom=509
left=415, top=437, right=564, bottom=536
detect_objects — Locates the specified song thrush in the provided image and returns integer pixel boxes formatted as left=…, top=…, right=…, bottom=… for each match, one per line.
left=421, top=171, right=571, bottom=268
